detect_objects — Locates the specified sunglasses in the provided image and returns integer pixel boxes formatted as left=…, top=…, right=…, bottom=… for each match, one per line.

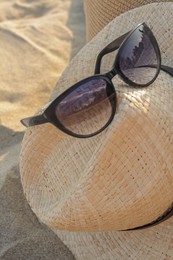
left=21, top=23, right=173, bottom=138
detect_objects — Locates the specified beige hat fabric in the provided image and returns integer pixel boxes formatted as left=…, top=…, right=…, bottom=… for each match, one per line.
left=84, top=0, right=171, bottom=40
left=20, top=2, right=173, bottom=259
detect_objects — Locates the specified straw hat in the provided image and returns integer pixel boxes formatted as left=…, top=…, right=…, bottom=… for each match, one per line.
left=20, top=2, right=173, bottom=259
left=84, top=0, right=171, bottom=40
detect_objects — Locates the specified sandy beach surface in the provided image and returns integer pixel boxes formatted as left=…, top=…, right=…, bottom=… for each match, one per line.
left=0, top=0, right=85, bottom=259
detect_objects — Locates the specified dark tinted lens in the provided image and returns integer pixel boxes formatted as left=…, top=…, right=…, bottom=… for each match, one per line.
left=55, top=78, right=115, bottom=136
left=118, top=24, right=160, bottom=85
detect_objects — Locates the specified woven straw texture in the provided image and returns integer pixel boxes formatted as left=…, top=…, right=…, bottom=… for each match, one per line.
left=20, top=3, right=173, bottom=259
left=84, top=0, right=172, bottom=40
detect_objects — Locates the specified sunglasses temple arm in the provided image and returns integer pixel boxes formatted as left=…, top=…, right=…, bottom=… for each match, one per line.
left=160, top=64, right=173, bottom=77
left=94, top=31, right=131, bottom=74
left=20, top=114, right=48, bottom=127
left=141, top=64, right=173, bottom=77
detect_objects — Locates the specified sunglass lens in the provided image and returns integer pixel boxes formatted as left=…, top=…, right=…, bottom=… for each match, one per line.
left=55, top=78, right=115, bottom=137
left=118, top=24, right=160, bottom=86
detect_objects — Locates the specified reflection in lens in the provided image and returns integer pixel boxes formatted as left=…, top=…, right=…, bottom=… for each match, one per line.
left=119, top=24, right=159, bottom=85
left=55, top=78, right=115, bottom=136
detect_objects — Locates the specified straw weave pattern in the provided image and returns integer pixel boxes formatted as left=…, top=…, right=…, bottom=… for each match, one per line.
left=84, top=0, right=172, bottom=40
left=20, top=3, right=173, bottom=259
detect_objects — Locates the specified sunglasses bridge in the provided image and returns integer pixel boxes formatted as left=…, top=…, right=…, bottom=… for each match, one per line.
left=105, top=67, right=118, bottom=80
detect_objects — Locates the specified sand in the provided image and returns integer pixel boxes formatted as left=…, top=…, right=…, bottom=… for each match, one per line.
left=0, top=0, right=85, bottom=259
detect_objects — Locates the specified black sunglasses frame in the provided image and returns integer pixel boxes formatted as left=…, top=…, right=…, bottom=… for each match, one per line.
left=45, top=75, right=117, bottom=138
left=21, top=22, right=173, bottom=139
left=95, top=23, right=162, bottom=87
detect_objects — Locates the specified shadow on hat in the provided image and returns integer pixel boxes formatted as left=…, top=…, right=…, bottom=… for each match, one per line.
left=20, top=2, right=173, bottom=259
